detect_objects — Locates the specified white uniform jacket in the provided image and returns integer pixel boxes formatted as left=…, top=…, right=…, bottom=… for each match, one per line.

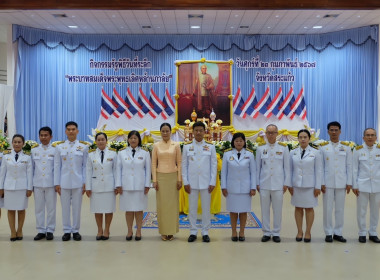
left=290, top=146, right=322, bottom=189
left=0, top=152, right=3, bottom=165
left=0, top=150, right=33, bottom=191
left=54, top=140, right=89, bottom=189
left=32, top=144, right=55, bottom=188
left=256, top=142, right=291, bottom=190
left=182, top=140, right=217, bottom=190
left=116, top=146, right=151, bottom=191
left=320, top=141, right=353, bottom=189
left=221, top=148, right=256, bottom=194
left=86, top=148, right=117, bottom=192
left=353, top=144, right=380, bottom=193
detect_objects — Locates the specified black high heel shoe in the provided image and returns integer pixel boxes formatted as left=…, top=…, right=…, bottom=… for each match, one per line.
left=126, top=235, right=133, bottom=241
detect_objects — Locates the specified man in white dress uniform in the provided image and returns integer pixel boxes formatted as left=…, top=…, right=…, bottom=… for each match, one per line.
left=320, top=121, right=352, bottom=243
left=353, top=128, right=380, bottom=243
left=54, top=121, right=89, bottom=241
left=32, top=127, right=57, bottom=241
left=182, top=121, right=217, bottom=243
left=256, top=124, right=290, bottom=243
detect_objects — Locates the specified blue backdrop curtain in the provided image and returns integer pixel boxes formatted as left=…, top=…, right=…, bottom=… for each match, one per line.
left=13, top=24, right=378, bottom=143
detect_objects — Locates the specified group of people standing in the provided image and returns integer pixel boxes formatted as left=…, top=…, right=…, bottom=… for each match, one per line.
left=0, top=120, right=379, bottom=244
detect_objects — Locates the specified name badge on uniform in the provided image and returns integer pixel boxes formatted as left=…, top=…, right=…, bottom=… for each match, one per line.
left=229, top=156, right=234, bottom=161
left=138, top=157, right=143, bottom=160
left=107, top=158, right=113, bottom=161
left=21, top=161, right=28, bottom=164
left=244, top=156, right=249, bottom=159
left=189, top=146, right=194, bottom=152
left=375, top=154, right=380, bottom=161
left=308, top=154, right=315, bottom=158
left=76, top=146, right=83, bottom=151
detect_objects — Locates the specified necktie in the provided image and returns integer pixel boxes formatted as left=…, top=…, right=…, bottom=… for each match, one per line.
left=237, top=152, right=241, bottom=159
left=101, top=151, right=104, bottom=163
left=132, top=149, right=136, bottom=158
left=301, top=150, right=305, bottom=159
left=15, top=153, right=19, bottom=162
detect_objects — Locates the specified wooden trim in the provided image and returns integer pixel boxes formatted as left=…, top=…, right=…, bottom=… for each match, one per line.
left=0, top=0, right=379, bottom=9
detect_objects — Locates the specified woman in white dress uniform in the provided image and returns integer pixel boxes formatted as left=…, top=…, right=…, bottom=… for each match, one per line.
left=289, top=129, right=322, bottom=242
left=0, top=134, right=33, bottom=241
left=85, top=132, right=118, bottom=240
left=221, top=133, right=256, bottom=242
left=116, top=130, right=151, bottom=241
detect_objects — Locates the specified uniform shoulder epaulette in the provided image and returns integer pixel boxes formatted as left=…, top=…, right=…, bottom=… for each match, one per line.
left=88, top=148, right=96, bottom=153
left=118, top=146, right=127, bottom=152
left=205, top=140, right=213, bottom=145
left=258, top=142, right=266, bottom=146
left=80, top=141, right=90, bottom=146
left=246, top=148, right=254, bottom=153
left=319, top=141, right=329, bottom=146
left=377, top=144, right=380, bottom=149
left=52, top=141, right=64, bottom=147
left=340, top=141, right=350, bottom=146
left=24, top=151, right=31, bottom=156
left=311, top=145, right=319, bottom=150
left=184, top=141, right=192, bottom=145
left=31, top=143, right=39, bottom=149
left=108, top=147, right=117, bottom=152
left=224, top=148, right=232, bottom=152
left=3, top=150, right=11, bottom=154
left=278, top=142, right=287, bottom=147
left=356, top=145, right=363, bottom=150
left=141, top=147, right=149, bottom=152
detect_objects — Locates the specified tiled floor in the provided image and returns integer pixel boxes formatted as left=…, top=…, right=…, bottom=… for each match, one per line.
left=0, top=190, right=379, bottom=280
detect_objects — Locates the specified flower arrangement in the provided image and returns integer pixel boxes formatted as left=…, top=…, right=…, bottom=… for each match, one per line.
left=22, top=140, right=38, bottom=153
left=0, top=135, right=10, bottom=152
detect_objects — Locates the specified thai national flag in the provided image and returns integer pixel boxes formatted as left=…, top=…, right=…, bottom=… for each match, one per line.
left=126, top=87, right=144, bottom=118
left=163, top=87, right=175, bottom=117
left=138, top=86, right=158, bottom=119
left=101, top=88, right=120, bottom=119
left=278, top=86, right=294, bottom=120
left=233, top=86, right=245, bottom=117
left=149, top=87, right=168, bottom=119
left=241, top=85, right=259, bottom=118
left=254, top=86, right=271, bottom=117
left=290, top=87, right=307, bottom=120
left=265, top=86, right=283, bottom=118
left=112, top=87, right=132, bottom=119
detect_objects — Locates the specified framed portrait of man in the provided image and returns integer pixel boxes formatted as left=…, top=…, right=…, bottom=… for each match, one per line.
left=176, top=59, right=232, bottom=125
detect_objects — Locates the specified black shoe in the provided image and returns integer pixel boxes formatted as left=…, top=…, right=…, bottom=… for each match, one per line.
left=304, top=238, right=311, bottom=243
left=46, top=232, right=54, bottom=240
left=295, top=237, right=302, bottom=242
left=10, top=237, right=17, bottom=242
left=102, top=236, right=109, bottom=241
left=261, top=235, right=271, bottom=242
left=72, top=232, right=82, bottom=241
left=369, top=236, right=380, bottom=243
left=34, top=233, right=46, bottom=241
left=62, top=233, right=71, bottom=241
left=188, top=234, right=197, bottom=242
left=96, top=236, right=102, bottom=241
left=239, top=236, right=245, bottom=242
left=202, top=235, right=210, bottom=243
left=126, top=235, right=133, bottom=241
left=135, top=236, right=141, bottom=241
left=231, top=236, right=238, bottom=242
left=325, top=235, right=333, bottom=243
left=333, top=235, right=347, bottom=243
left=272, top=236, right=281, bottom=243
left=359, top=236, right=367, bottom=243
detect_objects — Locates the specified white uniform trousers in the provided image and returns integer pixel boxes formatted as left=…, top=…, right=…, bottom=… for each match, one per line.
left=259, top=189, right=283, bottom=237
left=357, top=192, right=380, bottom=236
left=189, top=189, right=211, bottom=236
left=60, top=188, right=83, bottom=233
left=34, top=187, right=57, bottom=233
left=323, top=188, right=346, bottom=236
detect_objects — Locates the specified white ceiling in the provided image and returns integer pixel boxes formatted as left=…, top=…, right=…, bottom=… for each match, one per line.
left=0, top=9, right=380, bottom=42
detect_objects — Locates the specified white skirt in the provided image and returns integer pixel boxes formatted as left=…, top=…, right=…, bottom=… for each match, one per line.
left=4, top=190, right=28, bottom=210
left=90, top=191, right=116, bottom=213
left=226, top=193, right=252, bottom=213
left=291, top=187, right=318, bottom=208
left=119, top=190, right=147, bottom=212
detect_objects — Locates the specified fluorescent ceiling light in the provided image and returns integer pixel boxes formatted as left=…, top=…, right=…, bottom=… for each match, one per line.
left=313, top=26, right=323, bottom=29
left=191, top=26, right=200, bottom=29
left=68, top=25, right=78, bottom=28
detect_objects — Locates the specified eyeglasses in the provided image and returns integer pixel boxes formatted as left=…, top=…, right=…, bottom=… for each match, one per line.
left=266, top=131, right=278, bottom=135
